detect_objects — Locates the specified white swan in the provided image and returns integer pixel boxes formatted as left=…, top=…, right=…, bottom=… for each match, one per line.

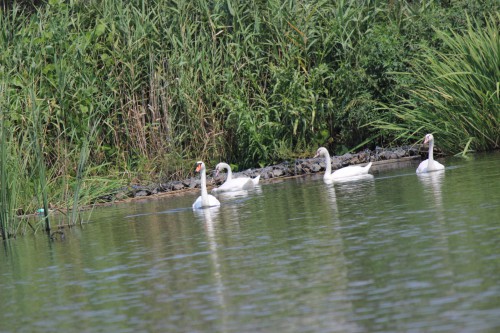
left=192, top=161, right=221, bottom=209
left=314, top=147, right=372, bottom=180
left=212, top=162, right=260, bottom=193
left=416, top=134, right=445, bottom=174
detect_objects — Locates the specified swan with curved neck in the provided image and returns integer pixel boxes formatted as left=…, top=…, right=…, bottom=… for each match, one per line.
left=416, top=134, right=445, bottom=173
left=212, top=162, right=260, bottom=193
left=314, top=147, right=372, bottom=180
left=192, top=161, right=221, bottom=209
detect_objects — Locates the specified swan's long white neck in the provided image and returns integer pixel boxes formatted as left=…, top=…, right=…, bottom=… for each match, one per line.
left=322, top=150, right=332, bottom=178
left=200, top=167, right=209, bottom=205
left=220, top=163, right=232, bottom=180
left=427, top=138, right=435, bottom=170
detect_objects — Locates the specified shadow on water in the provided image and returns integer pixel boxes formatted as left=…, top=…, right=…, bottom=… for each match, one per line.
left=125, top=207, right=192, bottom=219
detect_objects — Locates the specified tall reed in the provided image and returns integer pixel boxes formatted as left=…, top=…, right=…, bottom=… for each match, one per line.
left=373, top=14, right=500, bottom=153
left=28, top=88, right=51, bottom=232
left=4, top=0, right=495, bottom=167
left=0, top=84, right=26, bottom=239
left=0, top=104, right=10, bottom=240
left=70, top=118, right=100, bottom=225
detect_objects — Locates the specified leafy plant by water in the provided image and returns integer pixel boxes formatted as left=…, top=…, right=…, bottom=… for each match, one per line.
left=28, top=88, right=51, bottom=232
left=0, top=0, right=499, bottom=239
left=373, top=14, right=500, bottom=153
left=70, top=118, right=100, bottom=226
left=0, top=104, right=14, bottom=239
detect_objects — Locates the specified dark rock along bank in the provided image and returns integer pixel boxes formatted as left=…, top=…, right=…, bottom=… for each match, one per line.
left=96, top=145, right=432, bottom=203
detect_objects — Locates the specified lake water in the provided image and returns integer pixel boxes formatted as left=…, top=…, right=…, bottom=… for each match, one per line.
left=1, top=153, right=500, bottom=332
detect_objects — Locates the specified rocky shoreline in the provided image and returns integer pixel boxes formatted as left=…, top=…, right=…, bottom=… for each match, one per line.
left=97, top=145, right=428, bottom=203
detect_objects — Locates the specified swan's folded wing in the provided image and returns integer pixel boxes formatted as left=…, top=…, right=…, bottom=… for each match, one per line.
left=416, top=160, right=429, bottom=174
left=208, top=194, right=221, bottom=207
left=242, top=178, right=255, bottom=190
left=214, top=177, right=254, bottom=192
left=331, top=165, right=368, bottom=179
left=192, top=196, right=202, bottom=209
left=252, top=175, right=261, bottom=185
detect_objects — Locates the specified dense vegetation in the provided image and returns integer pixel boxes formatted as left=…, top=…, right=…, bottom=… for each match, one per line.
left=0, top=0, right=498, bottom=238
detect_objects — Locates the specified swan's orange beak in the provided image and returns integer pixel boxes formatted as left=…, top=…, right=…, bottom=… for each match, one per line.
left=314, top=152, right=320, bottom=158
left=195, top=163, right=202, bottom=172
left=424, top=136, right=430, bottom=144
left=215, top=168, right=220, bottom=177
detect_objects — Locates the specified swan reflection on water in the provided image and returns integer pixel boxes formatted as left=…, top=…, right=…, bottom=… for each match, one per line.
left=324, top=173, right=375, bottom=201
left=215, top=184, right=262, bottom=199
left=323, top=173, right=375, bottom=216
left=417, top=169, right=444, bottom=188
left=417, top=170, right=445, bottom=215
left=193, top=206, right=228, bottom=329
left=216, top=189, right=249, bottom=199
left=193, top=206, right=220, bottom=239
left=323, top=173, right=374, bottom=185
left=324, top=181, right=339, bottom=215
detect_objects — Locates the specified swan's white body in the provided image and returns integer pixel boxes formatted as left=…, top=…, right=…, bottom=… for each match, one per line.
left=314, top=147, right=372, bottom=180
left=193, top=161, right=221, bottom=209
left=416, top=134, right=445, bottom=174
left=212, top=162, right=260, bottom=193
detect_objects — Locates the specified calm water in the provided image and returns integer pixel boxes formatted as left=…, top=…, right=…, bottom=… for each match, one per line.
left=1, top=153, right=500, bottom=333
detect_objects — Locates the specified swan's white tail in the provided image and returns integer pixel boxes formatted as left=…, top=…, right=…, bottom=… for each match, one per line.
left=242, top=178, right=255, bottom=190
left=252, top=174, right=261, bottom=185
left=364, top=162, right=373, bottom=172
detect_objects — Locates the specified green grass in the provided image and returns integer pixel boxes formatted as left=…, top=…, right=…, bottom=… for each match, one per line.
left=372, top=14, right=499, bottom=153
left=0, top=0, right=498, bottom=238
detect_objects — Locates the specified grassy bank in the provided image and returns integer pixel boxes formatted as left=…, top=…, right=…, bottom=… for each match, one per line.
left=0, top=0, right=498, bottom=238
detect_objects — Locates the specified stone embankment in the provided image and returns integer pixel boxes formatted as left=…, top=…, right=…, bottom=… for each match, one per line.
left=98, top=145, right=426, bottom=203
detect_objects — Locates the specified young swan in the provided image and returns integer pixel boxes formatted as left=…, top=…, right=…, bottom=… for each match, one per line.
left=192, top=161, right=220, bottom=209
left=416, top=134, right=445, bottom=174
left=212, top=162, right=260, bottom=193
left=314, top=147, right=372, bottom=180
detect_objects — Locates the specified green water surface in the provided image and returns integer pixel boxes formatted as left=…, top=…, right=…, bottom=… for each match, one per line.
left=1, top=153, right=499, bottom=332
